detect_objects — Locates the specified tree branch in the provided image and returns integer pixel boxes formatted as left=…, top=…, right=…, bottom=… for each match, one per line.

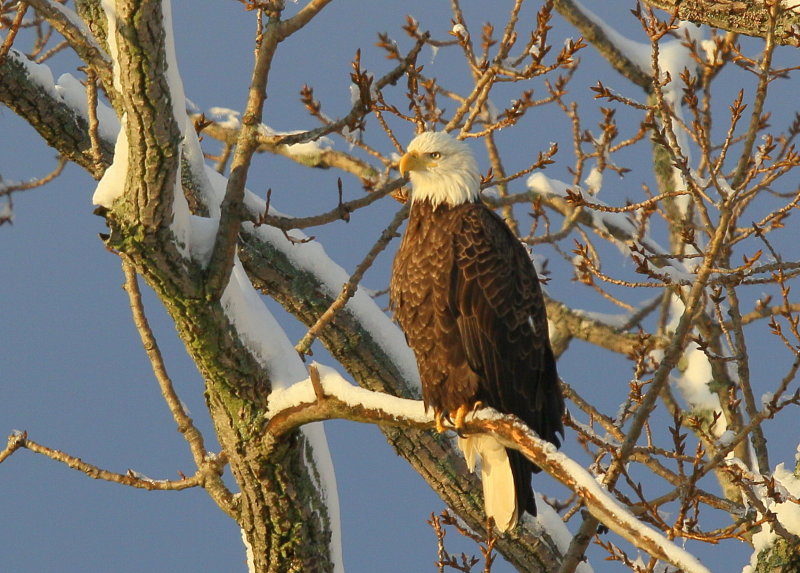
left=265, top=373, right=711, bottom=573
left=0, top=431, right=223, bottom=491
left=120, top=259, right=237, bottom=516
left=205, top=8, right=283, bottom=299
left=552, top=0, right=653, bottom=91
left=640, top=0, right=800, bottom=47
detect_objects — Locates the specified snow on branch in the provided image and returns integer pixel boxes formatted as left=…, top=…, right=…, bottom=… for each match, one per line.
left=267, top=364, right=711, bottom=573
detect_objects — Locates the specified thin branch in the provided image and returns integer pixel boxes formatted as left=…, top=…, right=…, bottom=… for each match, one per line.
left=295, top=202, right=410, bottom=355
left=0, top=0, right=26, bottom=65
left=121, top=260, right=207, bottom=466
left=277, top=0, right=334, bottom=39
left=120, top=259, right=237, bottom=516
left=1, top=431, right=220, bottom=491
left=252, top=177, right=405, bottom=231
left=205, top=8, right=284, bottom=299
left=731, top=1, right=779, bottom=190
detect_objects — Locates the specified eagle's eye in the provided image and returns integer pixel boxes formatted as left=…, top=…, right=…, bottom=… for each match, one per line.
left=428, top=152, right=441, bottom=160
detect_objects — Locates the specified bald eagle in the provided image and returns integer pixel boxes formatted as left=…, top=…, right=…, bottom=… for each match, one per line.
left=390, top=131, right=564, bottom=531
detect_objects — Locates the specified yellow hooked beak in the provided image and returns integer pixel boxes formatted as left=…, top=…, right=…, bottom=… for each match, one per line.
left=399, top=151, right=434, bottom=177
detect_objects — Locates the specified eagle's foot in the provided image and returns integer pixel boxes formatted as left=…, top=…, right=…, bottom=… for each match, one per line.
left=453, top=403, right=470, bottom=431
left=434, top=411, right=447, bottom=434
left=434, top=404, right=476, bottom=434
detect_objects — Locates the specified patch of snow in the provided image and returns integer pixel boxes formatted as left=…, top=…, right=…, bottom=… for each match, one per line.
left=207, top=106, right=242, bottom=129
left=574, top=308, right=632, bottom=330
left=0, top=201, right=13, bottom=223
left=13, top=49, right=56, bottom=96
left=429, top=44, right=439, bottom=65
left=55, top=73, right=120, bottom=141
left=481, top=186, right=499, bottom=199
left=92, top=113, right=129, bottom=207
left=451, top=23, right=467, bottom=37
left=527, top=172, right=571, bottom=197
left=717, top=430, right=736, bottom=448
left=571, top=1, right=650, bottom=71
left=583, top=166, right=603, bottom=195
left=267, top=362, right=427, bottom=422
left=348, top=83, right=360, bottom=107
left=187, top=215, right=218, bottom=265
left=100, top=0, right=123, bottom=93
left=675, top=341, right=726, bottom=435
left=744, top=462, right=800, bottom=572
left=221, top=260, right=306, bottom=387
left=533, top=493, right=594, bottom=573
left=241, top=528, right=256, bottom=573
left=700, top=39, right=722, bottom=66
left=159, top=0, right=192, bottom=255
left=302, top=421, right=345, bottom=573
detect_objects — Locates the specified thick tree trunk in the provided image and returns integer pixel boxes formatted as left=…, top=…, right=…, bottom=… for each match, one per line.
left=96, top=1, right=335, bottom=570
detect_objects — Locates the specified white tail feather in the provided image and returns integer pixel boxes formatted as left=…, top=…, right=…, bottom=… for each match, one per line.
left=458, top=434, right=517, bottom=531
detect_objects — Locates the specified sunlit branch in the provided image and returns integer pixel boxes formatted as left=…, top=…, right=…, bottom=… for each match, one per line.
left=250, top=177, right=405, bottom=231
left=192, top=113, right=380, bottom=182
left=0, top=0, right=26, bottom=65
left=265, top=373, right=711, bottom=573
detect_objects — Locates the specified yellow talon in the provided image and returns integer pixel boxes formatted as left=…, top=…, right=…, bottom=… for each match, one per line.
left=434, top=404, right=476, bottom=433
left=453, top=403, right=470, bottom=431
left=435, top=411, right=447, bottom=433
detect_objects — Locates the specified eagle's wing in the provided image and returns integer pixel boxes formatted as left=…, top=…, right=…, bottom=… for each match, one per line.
left=451, top=204, right=564, bottom=447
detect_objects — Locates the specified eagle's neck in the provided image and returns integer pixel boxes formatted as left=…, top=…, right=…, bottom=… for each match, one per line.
left=409, top=169, right=480, bottom=209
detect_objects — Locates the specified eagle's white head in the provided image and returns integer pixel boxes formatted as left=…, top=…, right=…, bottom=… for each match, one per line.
left=399, top=131, right=480, bottom=208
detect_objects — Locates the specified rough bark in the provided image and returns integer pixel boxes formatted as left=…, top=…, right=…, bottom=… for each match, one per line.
left=640, top=0, right=800, bottom=47
left=96, top=1, right=335, bottom=571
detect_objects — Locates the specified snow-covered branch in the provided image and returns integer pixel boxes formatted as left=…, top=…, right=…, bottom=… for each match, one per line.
left=267, top=364, right=710, bottom=573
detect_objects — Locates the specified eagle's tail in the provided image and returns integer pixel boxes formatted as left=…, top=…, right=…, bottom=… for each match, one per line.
left=458, top=434, right=520, bottom=532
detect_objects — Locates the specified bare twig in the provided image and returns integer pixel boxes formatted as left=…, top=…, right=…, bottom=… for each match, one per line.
left=0, top=1, right=26, bottom=65
left=0, top=431, right=221, bottom=491
left=295, top=202, right=410, bottom=356
left=120, top=259, right=236, bottom=516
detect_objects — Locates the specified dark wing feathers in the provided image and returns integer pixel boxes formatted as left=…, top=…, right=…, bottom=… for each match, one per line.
left=452, top=204, right=564, bottom=446
left=452, top=204, right=564, bottom=516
